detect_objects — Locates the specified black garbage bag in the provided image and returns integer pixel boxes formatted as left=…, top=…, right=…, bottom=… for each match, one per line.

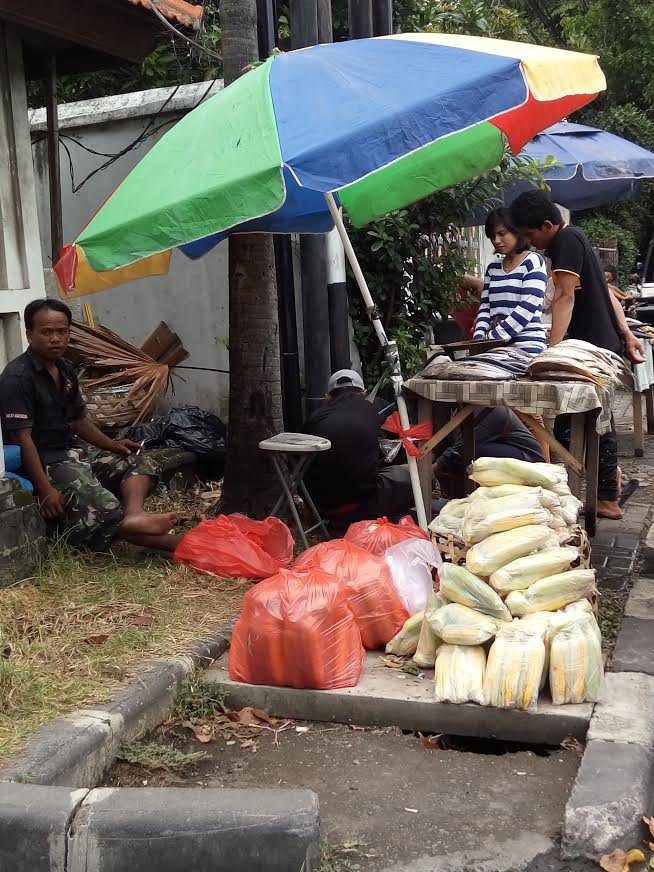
left=117, top=406, right=227, bottom=474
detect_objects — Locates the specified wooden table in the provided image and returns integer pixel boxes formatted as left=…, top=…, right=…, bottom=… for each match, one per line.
left=404, top=377, right=614, bottom=538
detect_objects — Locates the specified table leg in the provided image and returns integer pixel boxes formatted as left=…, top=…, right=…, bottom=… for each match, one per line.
left=633, top=388, right=644, bottom=457
left=584, top=410, right=599, bottom=538
left=646, top=386, right=654, bottom=434
left=568, top=414, right=586, bottom=499
left=417, top=398, right=434, bottom=525
left=461, top=410, right=476, bottom=495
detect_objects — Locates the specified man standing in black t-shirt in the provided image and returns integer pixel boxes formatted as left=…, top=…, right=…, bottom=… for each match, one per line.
left=511, top=191, right=645, bottom=520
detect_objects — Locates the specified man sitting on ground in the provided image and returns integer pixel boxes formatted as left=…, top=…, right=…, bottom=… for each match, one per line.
left=0, top=299, right=180, bottom=553
left=304, top=369, right=414, bottom=522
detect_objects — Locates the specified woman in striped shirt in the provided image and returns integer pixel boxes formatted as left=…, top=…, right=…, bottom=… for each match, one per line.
left=472, top=207, right=547, bottom=357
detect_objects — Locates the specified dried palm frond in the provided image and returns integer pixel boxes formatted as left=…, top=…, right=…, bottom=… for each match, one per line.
left=68, top=322, right=171, bottom=426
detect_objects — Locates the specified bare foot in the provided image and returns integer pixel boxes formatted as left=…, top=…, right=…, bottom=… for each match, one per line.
left=597, top=499, right=622, bottom=520
left=120, top=511, right=177, bottom=537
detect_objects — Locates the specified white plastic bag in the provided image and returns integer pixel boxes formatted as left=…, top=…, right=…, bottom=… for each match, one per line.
left=385, top=538, right=442, bottom=615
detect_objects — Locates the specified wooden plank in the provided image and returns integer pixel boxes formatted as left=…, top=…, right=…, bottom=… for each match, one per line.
left=568, top=414, right=586, bottom=499
left=140, top=322, right=178, bottom=361
left=646, top=386, right=654, bottom=434
left=584, top=410, right=600, bottom=538
left=417, top=398, right=434, bottom=525
left=158, top=340, right=189, bottom=367
left=633, top=389, right=644, bottom=457
left=419, top=404, right=475, bottom=458
left=461, top=411, right=476, bottom=495
left=514, top=411, right=582, bottom=476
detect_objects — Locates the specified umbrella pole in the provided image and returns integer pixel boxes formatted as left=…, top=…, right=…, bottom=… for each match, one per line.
left=324, top=193, right=428, bottom=531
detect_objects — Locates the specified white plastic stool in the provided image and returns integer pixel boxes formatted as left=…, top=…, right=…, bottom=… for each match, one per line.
left=259, top=432, right=331, bottom=548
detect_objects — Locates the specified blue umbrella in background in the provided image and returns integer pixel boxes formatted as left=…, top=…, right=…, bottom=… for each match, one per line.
left=469, top=121, right=654, bottom=219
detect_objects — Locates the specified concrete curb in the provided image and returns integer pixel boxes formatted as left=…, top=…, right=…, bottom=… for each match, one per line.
left=0, top=623, right=322, bottom=871
left=0, top=783, right=320, bottom=872
left=562, top=556, right=654, bottom=859
left=0, top=624, right=232, bottom=788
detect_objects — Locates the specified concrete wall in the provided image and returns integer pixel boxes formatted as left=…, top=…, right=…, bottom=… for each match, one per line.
left=30, top=83, right=233, bottom=419
left=0, top=24, right=46, bottom=371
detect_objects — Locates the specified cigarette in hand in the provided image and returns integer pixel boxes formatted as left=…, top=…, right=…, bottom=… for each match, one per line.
left=136, top=440, right=145, bottom=456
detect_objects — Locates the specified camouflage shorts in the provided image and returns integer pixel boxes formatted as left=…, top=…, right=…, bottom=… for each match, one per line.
left=46, top=448, right=160, bottom=551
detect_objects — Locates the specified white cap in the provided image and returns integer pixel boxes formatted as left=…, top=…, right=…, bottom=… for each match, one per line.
left=327, top=369, right=365, bottom=393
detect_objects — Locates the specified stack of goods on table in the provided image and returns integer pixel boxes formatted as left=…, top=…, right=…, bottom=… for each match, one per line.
left=413, top=456, right=602, bottom=709
left=229, top=517, right=442, bottom=690
left=526, top=338, right=631, bottom=389
left=419, top=347, right=532, bottom=381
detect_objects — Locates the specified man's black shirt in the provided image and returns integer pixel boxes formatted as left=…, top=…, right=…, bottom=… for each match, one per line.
left=0, top=348, right=86, bottom=464
left=304, top=393, right=382, bottom=509
left=546, top=225, right=622, bottom=354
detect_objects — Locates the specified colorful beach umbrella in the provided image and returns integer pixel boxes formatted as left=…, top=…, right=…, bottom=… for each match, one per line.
left=55, top=33, right=606, bottom=297
left=54, top=33, right=605, bottom=531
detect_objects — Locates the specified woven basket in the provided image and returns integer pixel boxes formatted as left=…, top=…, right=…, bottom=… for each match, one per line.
left=81, top=382, right=152, bottom=429
left=432, top=524, right=592, bottom=569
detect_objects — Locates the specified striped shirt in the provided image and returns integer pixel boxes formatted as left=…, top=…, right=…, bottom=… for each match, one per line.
left=473, top=252, right=547, bottom=356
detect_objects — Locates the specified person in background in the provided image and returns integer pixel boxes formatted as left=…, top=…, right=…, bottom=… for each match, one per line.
left=461, top=207, right=548, bottom=356
left=435, top=407, right=545, bottom=498
left=304, top=369, right=414, bottom=523
left=511, top=190, right=645, bottom=520
left=603, top=263, right=637, bottom=313
left=0, top=298, right=181, bottom=552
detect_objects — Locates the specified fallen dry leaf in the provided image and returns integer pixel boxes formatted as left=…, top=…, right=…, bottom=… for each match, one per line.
left=127, top=614, right=156, bottom=627
left=560, top=736, right=585, bottom=756
left=599, top=847, right=645, bottom=872
left=644, top=817, right=654, bottom=838
left=418, top=733, right=442, bottom=751
left=193, top=725, right=213, bottom=744
left=83, top=633, right=110, bottom=645
left=239, top=739, right=256, bottom=749
left=382, top=655, right=408, bottom=670
left=231, top=707, right=268, bottom=727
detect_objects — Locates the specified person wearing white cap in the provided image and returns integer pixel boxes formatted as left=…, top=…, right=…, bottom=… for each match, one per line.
left=304, top=369, right=414, bottom=523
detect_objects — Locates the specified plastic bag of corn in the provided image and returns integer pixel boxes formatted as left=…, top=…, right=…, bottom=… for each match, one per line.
left=428, top=498, right=470, bottom=539
left=469, top=457, right=571, bottom=496
left=462, top=493, right=552, bottom=544
left=434, top=644, right=486, bottom=704
left=428, top=602, right=500, bottom=645
left=562, top=600, right=601, bottom=644
left=471, top=485, right=561, bottom=510
left=560, top=494, right=583, bottom=526
left=521, top=611, right=557, bottom=690
left=549, top=611, right=603, bottom=705
left=439, top=563, right=511, bottom=622
left=483, top=619, right=546, bottom=711
left=506, top=569, right=596, bottom=616
left=385, top=610, right=424, bottom=655
left=465, top=525, right=555, bottom=577
left=489, top=547, right=580, bottom=595
left=413, top=592, right=448, bottom=668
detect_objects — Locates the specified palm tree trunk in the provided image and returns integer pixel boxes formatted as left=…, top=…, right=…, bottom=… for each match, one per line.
left=220, top=0, right=283, bottom=516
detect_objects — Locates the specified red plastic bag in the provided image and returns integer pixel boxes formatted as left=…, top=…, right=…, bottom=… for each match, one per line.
left=295, top=540, right=409, bottom=649
left=174, top=513, right=294, bottom=579
left=228, top=567, right=365, bottom=689
left=344, top=516, right=428, bottom=556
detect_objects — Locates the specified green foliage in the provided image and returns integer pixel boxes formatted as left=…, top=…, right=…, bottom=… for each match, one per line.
left=117, top=741, right=206, bottom=771
left=348, top=154, right=552, bottom=388
left=172, top=678, right=226, bottom=725
left=575, top=214, right=639, bottom=281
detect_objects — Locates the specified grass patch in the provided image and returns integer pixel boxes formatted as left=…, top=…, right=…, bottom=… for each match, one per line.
left=172, top=678, right=227, bottom=725
left=116, top=740, right=206, bottom=772
left=598, top=589, right=624, bottom=648
left=0, top=539, right=249, bottom=764
left=316, top=842, right=354, bottom=872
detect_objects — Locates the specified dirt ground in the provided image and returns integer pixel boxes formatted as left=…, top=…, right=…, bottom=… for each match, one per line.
left=105, top=722, right=585, bottom=872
